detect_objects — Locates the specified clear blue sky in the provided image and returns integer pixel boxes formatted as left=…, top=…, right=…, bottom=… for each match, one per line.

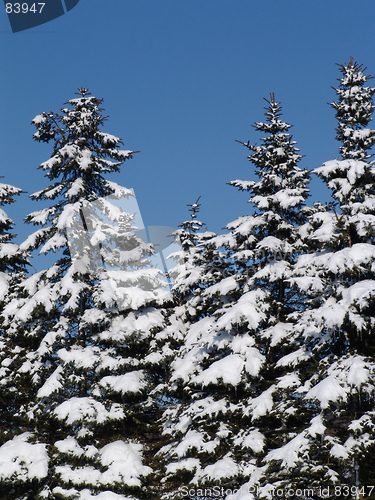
left=1, top=0, right=375, bottom=251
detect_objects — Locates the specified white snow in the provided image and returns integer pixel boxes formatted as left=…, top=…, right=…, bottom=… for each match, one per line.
left=173, top=429, right=216, bottom=457
left=266, top=432, right=309, bottom=469
left=32, top=113, right=47, bottom=125
left=0, top=433, right=48, bottom=481
left=250, top=387, right=275, bottom=420
left=276, top=373, right=300, bottom=389
left=326, top=244, right=375, bottom=274
left=308, top=415, right=326, bottom=438
left=55, top=437, right=89, bottom=457
left=19, top=227, right=48, bottom=251
left=100, top=440, right=152, bottom=486
left=234, top=429, right=265, bottom=453
left=57, top=490, right=132, bottom=500
left=0, top=273, right=9, bottom=302
left=348, top=412, right=375, bottom=433
left=54, top=397, right=124, bottom=424
left=0, top=242, right=19, bottom=259
left=216, top=290, right=266, bottom=331
left=305, top=376, right=348, bottom=409
left=204, top=275, right=238, bottom=296
left=262, top=322, right=294, bottom=347
left=329, top=442, right=349, bottom=460
left=16, top=285, right=55, bottom=322
left=256, top=236, right=292, bottom=253
left=98, top=132, right=121, bottom=145
left=315, top=159, right=367, bottom=184
left=39, top=232, right=67, bottom=254
left=116, top=150, right=134, bottom=158
left=99, top=371, right=146, bottom=395
left=341, top=279, right=375, bottom=311
left=56, top=465, right=101, bottom=485
left=193, top=354, right=245, bottom=386
left=193, top=454, right=238, bottom=482
left=58, top=346, right=98, bottom=369
left=65, top=178, right=85, bottom=198
left=276, top=348, right=310, bottom=368
left=105, top=181, right=133, bottom=199
left=165, top=458, right=200, bottom=475
left=346, top=357, right=370, bottom=387
left=37, top=366, right=63, bottom=397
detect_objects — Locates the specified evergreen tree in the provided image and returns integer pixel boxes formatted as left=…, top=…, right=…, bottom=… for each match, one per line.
left=0, top=179, right=30, bottom=457
left=165, top=197, right=227, bottom=318
left=159, top=96, right=311, bottom=498
left=0, top=181, right=42, bottom=500
left=263, top=60, right=375, bottom=495
left=156, top=198, right=229, bottom=497
left=165, top=197, right=206, bottom=308
left=0, top=89, right=167, bottom=499
left=331, top=57, right=375, bottom=162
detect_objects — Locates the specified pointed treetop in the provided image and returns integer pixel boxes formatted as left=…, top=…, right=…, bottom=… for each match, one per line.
left=75, top=87, right=92, bottom=96
left=67, top=87, right=104, bottom=111
left=31, top=89, right=135, bottom=196
left=252, top=93, right=291, bottom=134
left=263, top=92, right=279, bottom=114
left=187, top=196, right=201, bottom=221
left=180, top=196, right=204, bottom=238
left=335, top=56, right=374, bottom=85
left=331, top=58, right=375, bottom=161
left=231, top=95, right=309, bottom=231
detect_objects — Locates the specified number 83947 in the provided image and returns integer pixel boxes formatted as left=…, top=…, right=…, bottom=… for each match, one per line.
left=5, top=3, right=45, bottom=14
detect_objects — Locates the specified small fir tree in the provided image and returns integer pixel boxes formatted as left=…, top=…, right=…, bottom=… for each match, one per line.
left=0, top=179, right=31, bottom=487
left=156, top=198, right=230, bottom=497
left=331, top=56, right=375, bottom=162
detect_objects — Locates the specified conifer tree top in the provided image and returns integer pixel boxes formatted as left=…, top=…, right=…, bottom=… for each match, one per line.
left=24, top=88, right=138, bottom=260
left=232, top=94, right=309, bottom=222
left=178, top=196, right=204, bottom=245
left=253, top=93, right=292, bottom=134
left=331, top=57, right=375, bottom=161
left=31, top=88, right=135, bottom=201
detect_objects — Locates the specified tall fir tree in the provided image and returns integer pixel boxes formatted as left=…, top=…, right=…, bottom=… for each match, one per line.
left=0, top=89, right=167, bottom=500
left=262, top=60, right=375, bottom=495
left=159, top=96, right=311, bottom=498
left=220, top=95, right=312, bottom=497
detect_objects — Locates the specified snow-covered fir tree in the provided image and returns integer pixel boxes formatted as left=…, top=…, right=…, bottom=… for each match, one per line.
left=0, top=89, right=167, bottom=500
left=0, top=179, right=29, bottom=447
left=165, top=197, right=227, bottom=318
left=331, top=57, right=375, bottom=162
left=159, top=96, right=312, bottom=498
left=165, top=197, right=206, bottom=308
left=263, top=60, right=375, bottom=493
left=156, top=198, right=231, bottom=496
